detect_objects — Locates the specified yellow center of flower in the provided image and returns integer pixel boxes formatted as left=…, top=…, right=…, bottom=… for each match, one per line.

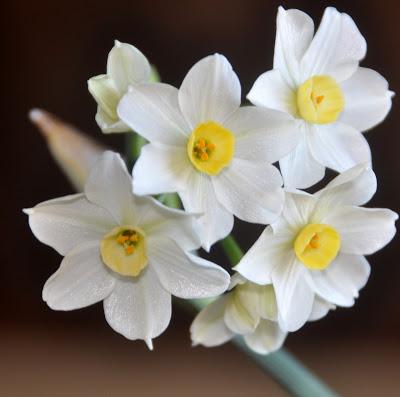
left=187, top=121, right=235, bottom=175
left=100, top=226, right=148, bottom=277
left=294, top=224, right=341, bottom=270
left=296, top=75, right=344, bottom=124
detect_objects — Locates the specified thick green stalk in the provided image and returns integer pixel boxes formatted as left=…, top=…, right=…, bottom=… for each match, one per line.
left=220, top=234, right=243, bottom=265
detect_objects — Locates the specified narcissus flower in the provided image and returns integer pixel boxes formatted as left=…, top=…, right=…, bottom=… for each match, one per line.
left=25, top=151, right=230, bottom=348
left=235, top=164, right=397, bottom=332
left=88, top=41, right=152, bottom=133
left=248, top=7, right=393, bottom=189
left=118, top=54, right=299, bottom=250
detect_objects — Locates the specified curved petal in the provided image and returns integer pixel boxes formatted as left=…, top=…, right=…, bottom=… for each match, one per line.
left=179, top=172, right=234, bottom=251
left=107, top=41, right=151, bottom=92
left=190, top=295, right=234, bottom=347
left=244, top=319, right=287, bottom=355
left=95, top=106, right=129, bottom=133
left=225, top=106, right=300, bottom=163
left=246, top=70, right=297, bottom=116
left=103, top=266, right=171, bottom=349
left=178, top=54, right=241, bottom=128
left=213, top=158, right=284, bottom=224
left=279, top=124, right=325, bottom=189
left=257, top=285, right=279, bottom=321
left=308, top=296, right=335, bottom=321
left=234, top=226, right=292, bottom=285
left=25, top=193, right=115, bottom=256
left=340, top=67, right=393, bottom=132
left=324, top=206, right=398, bottom=255
left=148, top=236, right=229, bottom=299
left=308, top=123, right=371, bottom=173
left=117, top=83, right=189, bottom=146
left=43, top=240, right=115, bottom=310
left=132, top=143, right=191, bottom=195
left=308, top=253, right=370, bottom=307
left=272, top=256, right=314, bottom=332
left=300, top=7, right=366, bottom=82
left=85, top=151, right=136, bottom=225
left=274, top=7, right=315, bottom=88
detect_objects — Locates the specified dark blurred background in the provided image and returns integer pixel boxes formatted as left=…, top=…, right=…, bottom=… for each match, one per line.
left=2, top=0, right=399, bottom=395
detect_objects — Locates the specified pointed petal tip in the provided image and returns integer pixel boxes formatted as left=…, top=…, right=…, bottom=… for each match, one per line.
left=29, top=108, right=45, bottom=123
left=145, top=338, right=154, bottom=350
left=22, top=208, right=34, bottom=215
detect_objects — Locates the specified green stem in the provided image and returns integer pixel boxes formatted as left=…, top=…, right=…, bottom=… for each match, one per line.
left=220, top=234, right=243, bottom=265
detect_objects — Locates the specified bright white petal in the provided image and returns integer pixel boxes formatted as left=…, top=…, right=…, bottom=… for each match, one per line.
left=308, top=296, right=335, bottom=321
left=132, top=143, right=191, bottom=195
left=95, top=106, right=129, bottom=133
left=300, top=7, right=366, bottom=82
left=257, top=285, right=279, bottom=321
left=85, top=151, right=136, bottom=225
left=117, top=83, right=189, bottom=146
left=179, top=172, right=234, bottom=251
left=246, top=70, right=297, bottom=116
left=178, top=54, right=241, bottom=128
left=148, top=236, right=229, bottom=299
left=43, top=240, right=115, bottom=310
left=308, top=253, right=370, bottom=307
left=340, top=67, right=393, bottom=132
left=25, top=193, right=115, bottom=256
left=213, top=158, right=284, bottom=224
left=308, top=123, right=371, bottom=173
left=234, top=227, right=292, bottom=285
left=244, top=319, right=287, bottom=355
left=279, top=124, right=325, bottom=189
left=103, top=266, right=171, bottom=347
left=225, top=106, right=300, bottom=163
left=272, top=256, right=314, bottom=332
left=190, top=295, right=234, bottom=347
left=274, top=7, right=315, bottom=88
left=107, top=41, right=151, bottom=92
left=324, top=206, right=398, bottom=255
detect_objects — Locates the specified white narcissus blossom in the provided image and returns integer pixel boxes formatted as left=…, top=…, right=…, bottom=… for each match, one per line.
left=117, top=54, right=300, bottom=250
left=88, top=41, right=152, bottom=133
left=234, top=164, right=397, bottom=332
left=248, top=7, right=393, bottom=189
left=24, top=151, right=230, bottom=349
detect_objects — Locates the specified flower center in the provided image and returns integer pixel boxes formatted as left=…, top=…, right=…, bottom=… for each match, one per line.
left=100, top=225, right=148, bottom=277
left=294, top=223, right=341, bottom=270
left=296, top=75, right=344, bottom=124
left=187, top=121, right=235, bottom=175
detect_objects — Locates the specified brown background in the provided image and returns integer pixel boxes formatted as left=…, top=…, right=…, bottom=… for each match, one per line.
left=1, top=0, right=399, bottom=396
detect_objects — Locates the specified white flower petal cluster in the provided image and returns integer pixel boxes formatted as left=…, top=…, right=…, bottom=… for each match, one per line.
left=25, top=151, right=229, bottom=348
left=117, top=54, right=300, bottom=250
left=248, top=7, right=393, bottom=189
left=88, top=41, right=152, bottom=133
left=235, top=164, right=398, bottom=332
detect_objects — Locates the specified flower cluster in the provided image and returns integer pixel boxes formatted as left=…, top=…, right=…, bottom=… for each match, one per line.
left=26, top=6, right=397, bottom=353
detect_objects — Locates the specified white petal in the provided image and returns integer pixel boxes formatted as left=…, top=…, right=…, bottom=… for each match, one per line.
left=308, top=254, right=370, bottom=307
left=213, top=158, right=284, bottom=224
left=43, top=240, right=115, bottom=310
left=103, top=266, right=171, bottom=347
left=279, top=124, right=325, bottom=189
left=84, top=151, right=136, bottom=225
left=300, top=7, right=366, bottom=82
left=178, top=54, right=241, bottom=129
left=225, top=106, right=300, bottom=163
left=257, top=285, right=279, bottom=321
left=117, top=83, right=189, bottom=146
left=274, top=7, right=315, bottom=88
left=132, top=143, right=191, bottom=195
left=95, top=106, right=129, bottom=133
left=308, top=296, right=335, bottom=321
left=246, top=70, right=297, bottom=116
left=190, top=295, right=234, bottom=347
left=135, top=196, right=201, bottom=251
left=148, top=236, right=229, bottom=299
left=272, top=256, right=314, bottom=332
left=324, top=206, right=398, bottom=255
left=316, top=163, right=377, bottom=207
left=340, top=67, right=393, bottom=132
left=179, top=172, right=234, bottom=251
left=25, top=193, right=115, bottom=256
left=234, top=227, right=291, bottom=285
left=107, top=41, right=151, bottom=93
left=308, top=123, right=371, bottom=173
left=244, top=319, right=287, bottom=355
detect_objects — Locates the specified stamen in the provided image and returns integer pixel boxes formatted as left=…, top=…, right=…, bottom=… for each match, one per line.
left=309, top=234, right=319, bottom=249
left=125, top=245, right=135, bottom=255
left=117, top=235, right=129, bottom=245
left=316, top=95, right=324, bottom=104
left=200, top=152, right=209, bottom=161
